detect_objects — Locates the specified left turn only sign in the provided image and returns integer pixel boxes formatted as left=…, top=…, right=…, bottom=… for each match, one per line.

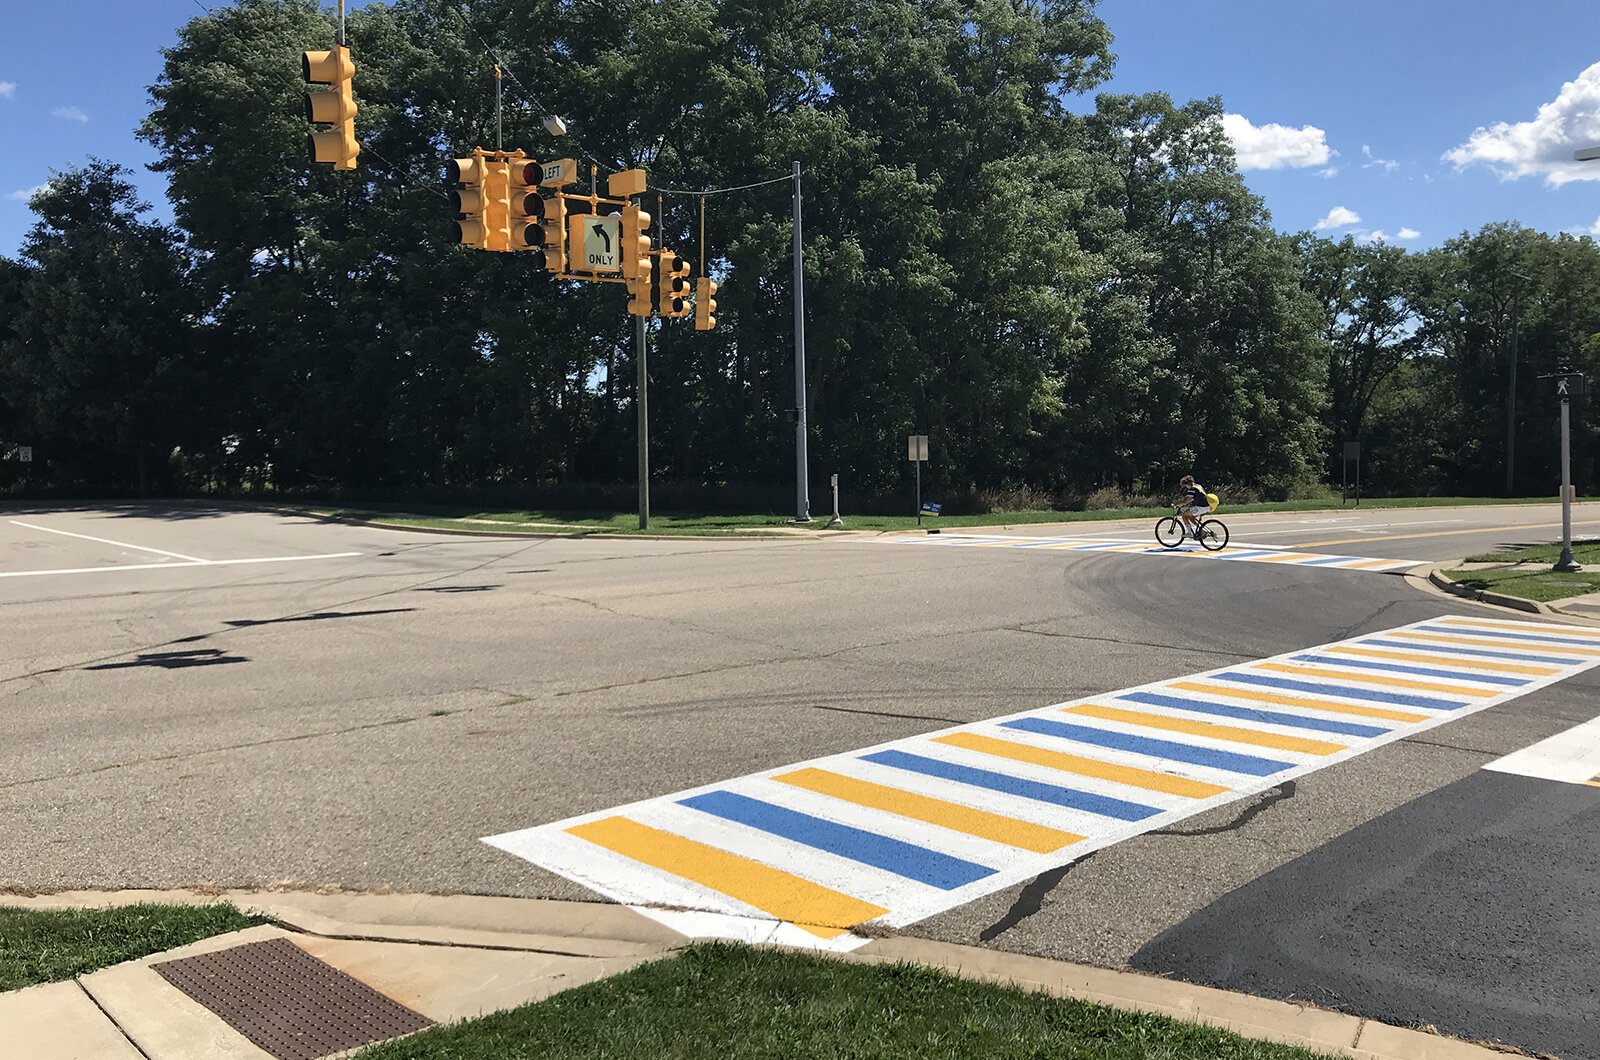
left=569, top=215, right=621, bottom=273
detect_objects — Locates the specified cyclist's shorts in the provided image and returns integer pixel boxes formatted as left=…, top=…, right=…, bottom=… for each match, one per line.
left=1183, top=505, right=1209, bottom=517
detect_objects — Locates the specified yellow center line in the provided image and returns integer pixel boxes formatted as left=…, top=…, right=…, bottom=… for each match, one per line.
left=933, top=731, right=1228, bottom=799
left=1387, top=629, right=1600, bottom=657
left=1325, top=644, right=1560, bottom=676
left=1063, top=703, right=1347, bottom=755
left=1254, top=661, right=1498, bottom=698
left=567, top=817, right=887, bottom=939
left=1167, top=680, right=1428, bottom=724
left=772, top=767, right=1084, bottom=854
left=1293, top=520, right=1600, bottom=549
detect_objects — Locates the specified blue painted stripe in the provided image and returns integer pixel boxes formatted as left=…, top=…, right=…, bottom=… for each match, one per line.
left=859, top=750, right=1162, bottom=821
left=1001, top=717, right=1291, bottom=777
left=1069, top=542, right=1148, bottom=551
left=1294, top=555, right=1352, bottom=566
left=1363, top=638, right=1582, bottom=666
left=1212, top=671, right=1465, bottom=711
left=1212, top=550, right=1280, bottom=559
left=678, top=790, right=994, bottom=890
left=1293, top=653, right=1529, bottom=687
left=1119, top=691, right=1385, bottom=739
left=1417, top=624, right=1600, bottom=650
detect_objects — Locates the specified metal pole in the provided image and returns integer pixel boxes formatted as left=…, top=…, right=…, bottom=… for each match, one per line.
left=494, top=66, right=503, bottom=152
left=337, top=0, right=345, bottom=46
left=637, top=315, right=650, bottom=530
left=1506, top=283, right=1522, bottom=496
left=792, top=161, right=811, bottom=522
left=829, top=473, right=842, bottom=528
left=915, top=458, right=922, bottom=527
left=1557, top=395, right=1577, bottom=571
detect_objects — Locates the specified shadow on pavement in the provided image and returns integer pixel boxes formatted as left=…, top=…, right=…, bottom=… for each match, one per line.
left=85, top=649, right=248, bottom=671
left=224, top=608, right=417, bottom=628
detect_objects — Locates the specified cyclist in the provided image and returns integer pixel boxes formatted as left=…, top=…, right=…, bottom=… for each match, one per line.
left=1175, top=475, right=1209, bottom=538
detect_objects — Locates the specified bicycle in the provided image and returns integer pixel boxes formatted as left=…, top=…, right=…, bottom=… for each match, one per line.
left=1155, top=507, right=1229, bottom=551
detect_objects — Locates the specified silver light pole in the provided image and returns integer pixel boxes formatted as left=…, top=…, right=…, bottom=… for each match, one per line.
left=792, top=161, right=811, bottom=522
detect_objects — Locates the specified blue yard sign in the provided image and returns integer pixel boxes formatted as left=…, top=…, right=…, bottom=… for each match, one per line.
left=920, top=502, right=942, bottom=516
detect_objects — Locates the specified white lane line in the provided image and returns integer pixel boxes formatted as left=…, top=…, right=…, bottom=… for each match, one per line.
left=1484, top=714, right=1600, bottom=787
left=0, top=552, right=362, bottom=580
left=9, top=519, right=208, bottom=563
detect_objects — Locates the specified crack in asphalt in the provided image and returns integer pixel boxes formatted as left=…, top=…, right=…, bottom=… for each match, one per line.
left=1005, top=625, right=1257, bottom=661
left=811, top=704, right=967, bottom=725
left=1151, top=781, right=1297, bottom=838
left=977, top=852, right=1099, bottom=943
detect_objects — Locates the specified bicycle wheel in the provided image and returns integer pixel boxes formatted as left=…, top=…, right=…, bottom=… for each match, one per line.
left=1154, top=517, right=1185, bottom=549
left=1198, top=518, right=1229, bottom=551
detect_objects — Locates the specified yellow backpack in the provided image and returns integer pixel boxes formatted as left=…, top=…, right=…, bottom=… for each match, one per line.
left=1205, top=492, right=1219, bottom=512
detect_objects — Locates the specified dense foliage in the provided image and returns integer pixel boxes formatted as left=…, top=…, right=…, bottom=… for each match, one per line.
left=2, top=0, right=1597, bottom=508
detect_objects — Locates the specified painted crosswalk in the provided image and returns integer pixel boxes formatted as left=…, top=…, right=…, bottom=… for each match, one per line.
left=484, top=615, right=1600, bottom=951
left=884, top=533, right=1421, bottom=572
left=1485, top=711, right=1600, bottom=788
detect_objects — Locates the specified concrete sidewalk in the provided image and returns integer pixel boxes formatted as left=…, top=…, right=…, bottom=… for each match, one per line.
left=1, top=889, right=1520, bottom=1060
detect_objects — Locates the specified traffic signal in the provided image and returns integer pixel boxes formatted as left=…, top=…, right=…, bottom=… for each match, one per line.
left=448, top=155, right=488, bottom=249
left=659, top=252, right=692, bottom=318
left=510, top=161, right=542, bottom=252
left=534, top=192, right=568, bottom=272
left=622, top=204, right=652, bottom=316
left=303, top=46, right=359, bottom=170
left=695, top=276, right=718, bottom=331
left=481, top=157, right=511, bottom=252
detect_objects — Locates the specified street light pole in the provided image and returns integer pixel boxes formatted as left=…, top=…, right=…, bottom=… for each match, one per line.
left=792, top=161, right=811, bottom=523
left=1558, top=389, right=1577, bottom=571
left=1505, top=273, right=1527, bottom=496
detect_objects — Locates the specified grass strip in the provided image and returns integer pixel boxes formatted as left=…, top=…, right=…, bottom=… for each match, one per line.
left=0, top=903, right=261, bottom=991
left=320, top=495, right=1596, bottom=537
left=353, top=942, right=1337, bottom=1060
left=1447, top=539, right=1600, bottom=602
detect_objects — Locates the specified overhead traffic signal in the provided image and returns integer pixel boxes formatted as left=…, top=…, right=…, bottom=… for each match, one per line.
left=534, top=192, right=568, bottom=272
left=303, top=46, right=359, bottom=170
left=510, top=161, right=542, bottom=252
left=695, top=276, right=718, bottom=331
left=659, top=252, right=693, bottom=318
left=448, top=155, right=489, bottom=249
left=622, top=204, right=652, bottom=316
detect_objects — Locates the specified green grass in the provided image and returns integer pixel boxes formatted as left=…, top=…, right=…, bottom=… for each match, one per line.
left=1446, top=538, right=1600, bottom=602
left=353, top=943, right=1337, bottom=1060
left=0, top=903, right=262, bottom=991
left=319, top=495, right=1593, bottom=537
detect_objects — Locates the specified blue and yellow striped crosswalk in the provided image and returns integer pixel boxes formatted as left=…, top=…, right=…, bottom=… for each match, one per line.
left=483, top=615, right=1600, bottom=950
left=884, top=533, right=1421, bottom=573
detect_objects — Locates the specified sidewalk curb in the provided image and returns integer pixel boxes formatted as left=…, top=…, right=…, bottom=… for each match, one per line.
left=2, top=889, right=1528, bottom=1060
left=1414, top=563, right=1600, bottom=626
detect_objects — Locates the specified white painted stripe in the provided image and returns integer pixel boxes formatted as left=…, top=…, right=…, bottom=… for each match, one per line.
left=0, top=552, right=363, bottom=580
left=1483, top=714, right=1600, bottom=786
left=10, top=519, right=207, bottom=562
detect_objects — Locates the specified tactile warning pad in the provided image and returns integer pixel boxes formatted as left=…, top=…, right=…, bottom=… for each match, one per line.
left=152, top=936, right=432, bottom=1060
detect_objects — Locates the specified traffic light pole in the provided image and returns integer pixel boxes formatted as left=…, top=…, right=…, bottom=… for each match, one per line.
left=337, top=0, right=345, bottom=45
left=1557, top=393, right=1577, bottom=571
left=793, top=161, right=811, bottom=522
left=637, top=314, right=650, bottom=530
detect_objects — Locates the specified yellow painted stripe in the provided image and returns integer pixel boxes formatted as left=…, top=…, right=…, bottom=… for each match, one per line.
left=933, top=732, right=1228, bottom=799
left=1343, top=558, right=1407, bottom=569
left=1063, top=703, right=1346, bottom=755
left=567, top=816, right=887, bottom=939
left=1168, top=680, right=1428, bottom=724
left=1433, top=617, right=1600, bottom=642
left=772, top=767, right=1084, bottom=854
left=1255, top=661, right=1498, bottom=699
left=1256, top=552, right=1316, bottom=563
left=1325, top=644, right=1560, bottom=676
left=1293, top=520, right=1600, bottom=549
left=1388, top=629, right=1600, bottom=657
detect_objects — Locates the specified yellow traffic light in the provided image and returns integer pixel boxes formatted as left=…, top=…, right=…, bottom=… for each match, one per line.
left=695, top=276, right=718, bottom=331
left=510, top=161, right=542, bottom=252
left=535, top=192, right=568, bottom=273
left=448, top=155, right=488, bottom=249
left=660, top=252, right=692, bottom=318
left=623, top=204, right=653, bottom=316
left=303, top=46, right=359, bottom=170
left=481, top=158, right=511, bottom=252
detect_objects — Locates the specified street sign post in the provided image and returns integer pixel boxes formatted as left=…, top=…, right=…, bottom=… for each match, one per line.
left=827, top=473, right=843, bottom=528
left=1342, top=440, right=1361, bottom=506
left=908, top=434, right=929, bottom=526
left=1540, top=370, right=1585, bottom=572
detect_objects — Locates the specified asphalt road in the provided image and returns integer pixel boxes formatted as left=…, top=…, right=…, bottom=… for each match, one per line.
left=2, top=500, right=1597, bottom=1056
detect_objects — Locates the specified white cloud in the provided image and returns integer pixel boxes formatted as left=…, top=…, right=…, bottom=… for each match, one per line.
left=1588, top=216, right=1600, bottom=236
left=0, top=82, right=15, bottom=100
left=1362, top=145, right=1401, bottom=174
left=1315, top=205, right=1362, bottom=230
left=1317, top=165, right=1342, bottom=179
left=1221, top=113, right=1333, bottom=170
left=1445, top=60, right=1600, bottom=185
left=1366, top=230, right=1391, bottom=243
left=1397, top=227, right=1421, bottom=241
left=51, top=105, right=88, bottom=123
left=6, top=183, right=48, bottom=203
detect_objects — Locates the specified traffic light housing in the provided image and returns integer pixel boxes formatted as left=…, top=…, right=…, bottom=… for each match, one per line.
left=660, top=252, right=692, bottom=318
left=534, top=192, right=568, bottom=272
left=622, top=204, right=652, bottom=316
left=448, top=155, right=488, bottom=249
left=695, top=276, right=718, bottom=331
left=303, top=46, right=359, bottom=170
left=510, top=161, right=542, bottom=252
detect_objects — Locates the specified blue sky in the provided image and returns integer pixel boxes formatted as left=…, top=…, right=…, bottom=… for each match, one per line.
left=2, top=0, right=1598, bottom=255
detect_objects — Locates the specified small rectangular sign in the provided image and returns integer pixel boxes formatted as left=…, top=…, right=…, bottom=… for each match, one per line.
left=573, top=215, right=620, bottom=272
left=541, top=158, right=578, bottom=188
left=17, top=446, right=32, bottom=463
left=907, top=434, right=929, bottom=462
left=920, top=501, right=942, bottom=516
left=1343, top=441, right=1361, bottom=460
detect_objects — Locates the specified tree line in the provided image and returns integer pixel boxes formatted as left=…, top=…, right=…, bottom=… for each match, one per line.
left=2, top=0, right=1596, bottom=510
